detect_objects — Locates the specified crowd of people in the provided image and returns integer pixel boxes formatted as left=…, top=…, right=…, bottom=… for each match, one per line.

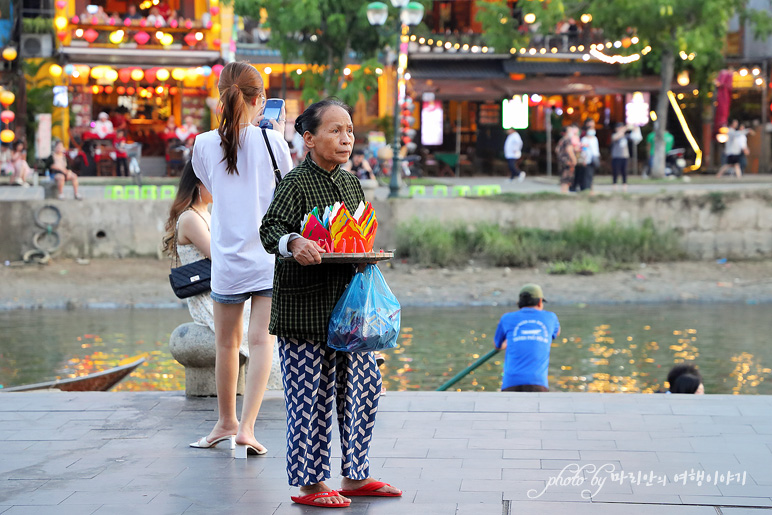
left=77, top=1, right=209, bottom=30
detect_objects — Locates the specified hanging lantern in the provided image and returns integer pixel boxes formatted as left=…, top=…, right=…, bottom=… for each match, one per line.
left=54, top=16, right=68, bottom=31
left=84, top=29, right=99, bottom=43
left=0, top=129, right=14, bottom=143
left=134, top=31, right=150, bottom=45
left=105, top=68, right=119, bottom=82
left=169, top=19, right=178, bottom=28
left=169, top=86, right=179, bottom=95
left=212, top=38, right=221, bottom=49
left=171, top=68, right=186, bottom=81
left=184, top=32, right=197, bottom=46
left=71, top=16, right=79, bottom=24
left=130, top=68, right=144, bottom=81
left=90, top=66, right=106, bottom=79
left=118, top=68, right=132, bottom=83
left=139, top=18, right=147, bottom=27
left=155, top=86, right=164, bottom=94
left=104, top=86, right=114, bottom=94
left=185, top=20, right=193, bottom=29
left=156, top=68, right=170, bottom=81
left=126, top=86, right=136, bottom=95
left=64, top=64, right=74, bottom=76
left=124, top=18, right=132, bottom=26
left=185, top=68, right=199, bottom=81
left=160, top=33, right=174, bottom=46
left=49, top=64, right=63, bottom=77
left=55, top=0, right=67, bottom=8
left=109, top=30, right=124, bottom=44
left=1, top=110, right=15, bottom=124
left=2, top=47, right=17, bottom=61
left=210, top=6, right=220, bottom=16
left=108, top=17, right=116, bottom=25
left=0, top=90, right=15, bottom=106
left=116, top=86, right=126, bottom=95
left=57, top=31, right=68, bottom=42
left=144, top=68, right=157, bottom=83
left=212, top=64, right=223, bottom=77
left=200, top=65, right=212, bottom=77
left=91, top=85, right=101, bottom=94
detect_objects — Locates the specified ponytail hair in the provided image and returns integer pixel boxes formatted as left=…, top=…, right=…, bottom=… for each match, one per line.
left=217, top=61, right=264, bottom=175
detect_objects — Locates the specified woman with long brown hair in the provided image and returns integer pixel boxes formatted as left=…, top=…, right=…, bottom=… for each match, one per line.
left=191, top=61, right=292, bottom=457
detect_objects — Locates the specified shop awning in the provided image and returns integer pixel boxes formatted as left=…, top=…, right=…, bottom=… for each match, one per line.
left=412, top=75, right=667, bottom=101
left=60, top=46, right=221, bottom=67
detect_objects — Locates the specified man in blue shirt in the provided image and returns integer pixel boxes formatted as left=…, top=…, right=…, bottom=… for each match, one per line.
left=494, top=284, right=560, bottom=392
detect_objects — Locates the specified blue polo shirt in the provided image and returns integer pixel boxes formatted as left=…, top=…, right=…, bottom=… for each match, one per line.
left=494, top=307, right=560, bottom=390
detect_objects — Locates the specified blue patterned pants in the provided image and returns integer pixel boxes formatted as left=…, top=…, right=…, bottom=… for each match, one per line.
left=278, top=337, right=382, bottom=487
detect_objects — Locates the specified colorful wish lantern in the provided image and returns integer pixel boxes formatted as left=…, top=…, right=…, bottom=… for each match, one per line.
left=57, top=32, right=68, bottom=42
left=118, top=68, right=132, bottom=83
left=49, top=64, right=63, bottom=77
left=55, top=0, right=66, bottom=8
left=2, top=47, right=17, bottom=61
left=184, top=32, right=197, bottom=46
left=156, top=68, right=170, bottom=81
left=212, top=64, right=223, bottom=77
left=0, top=129, right=14, bottom=143
left=134, top=31, right=150, bottom=45
left=0, top=90, right=15, bottom=106
left=171, top=68, right=186, bottom=81
left=1, top=110, right=15, bottom=124
left=130, top=68, right=144, bottom=81
left=84, top=29, right=99, bottom=43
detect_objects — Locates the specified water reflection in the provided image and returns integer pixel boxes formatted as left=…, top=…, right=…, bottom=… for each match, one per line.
left=0, top=304, right=769, bottom=394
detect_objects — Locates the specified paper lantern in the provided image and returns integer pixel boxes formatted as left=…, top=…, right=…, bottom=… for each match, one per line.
left=91, top=16, right=98, bottom=24
left=90, top=66, right=105, bottom=79
left=212, top=64, right=223, bottom=77
left=104, top=86, right=114, bottom=94
left=200, top=65, right=212, bottom=77
left=118, top=68, right=132, bottom=83
left=105, top=69, right=119, bottom=82
left=116, top=86, right=126, bottom=95
left=156, top=68, right=170, bottom=81
left=2, top=47, right=17, bottom=61
left=54, top=16, right=68, bottom=31
left=185, top=20, right=193, bottom=29
left=71, top=16, right=79, bottom=24
left=55, top=0, right=66, bottom=8
left=57, top=31, right=68, bottom=42
left=169, top=19, right=178, bottom=28
left=1, top=110, right=15, bottom=123
left=126, top=87, right=136, bottom=95
left=185, top=68, right=199, bottom=80
left=139, top=18, right=147, bottom=27
left=171, top=68, right=186, bottom=81
left=134, top=31, right=150, bottom=45
left=124, top=18, right=132, bottom=27
left=49, top=64, right=63, bottom=77
left=0, top=130, right=14, bottom=143
left=155, top=86, right=164, bottom=94
left=160, top=34, right=174, bottom=46
left=108, top=17, right=116, bottom=25
left=92, top=85, right=101, bottom=94
left=212, top=38, right=221, bottom=49
left=155, top=18, right=163, bottom=28
left=84, top=29, right=99, bottom=43
left=109, top=30, right=124, bottom=44
left=0, top=90, right=15, bottom=106
left=144, top=68, right=157, bottom=83
left=169, top=86, right=178, bottom=95
left=210, top=6, right=220, bottom=15
left=184, top=32, right=197, bottom=46
left=64, top=64, right=74, bottom=75
left=130, top=68, right=144, bottom=81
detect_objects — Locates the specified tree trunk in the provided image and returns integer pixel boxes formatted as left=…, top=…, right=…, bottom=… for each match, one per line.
left=651, top=48, right=675, bottom=178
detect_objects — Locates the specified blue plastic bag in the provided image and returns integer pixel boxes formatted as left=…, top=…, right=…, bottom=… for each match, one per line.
left=328, top=264, right=401, bottom=353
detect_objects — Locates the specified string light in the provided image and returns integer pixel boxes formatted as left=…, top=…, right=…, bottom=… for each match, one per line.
left=667, top=90, right=702, bottom=171
left=589, top=48, right=640, bottom=64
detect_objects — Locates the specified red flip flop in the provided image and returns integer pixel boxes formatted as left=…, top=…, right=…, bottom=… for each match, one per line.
left=338, top=481, right=402, bottom=497
left=290, top=490, right=351, bottom=508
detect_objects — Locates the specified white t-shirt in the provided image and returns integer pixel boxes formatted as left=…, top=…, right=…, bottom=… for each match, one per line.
left=504, top=131, right=523, bottom=159
left=725, top=128, right=744, bottom=156
left=193, top=126, right=292, bottom=295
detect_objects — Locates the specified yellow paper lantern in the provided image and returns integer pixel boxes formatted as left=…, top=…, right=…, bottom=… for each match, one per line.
left=54, top=16, right=68, bottom=31
left=185, top=68, right=199, bottom=81
left=2, top=47, right=17, bottom=61
left=49, top=64, right=63, bottom=77
left=0, top=129, right=14, bottom=143
left=130, top=68, right=144, bottom=81
left=0, top=90, right=15, bottom=106
left=90, top=66, right=105, bottom=79
left=156, top=68, right=170, bottom=81
left=171, top=68, right=186, bottom=81
left=105, top=68, right=119, bottom=82
left=160, top=33, right=174, bottom=46
left=109, top=30, right=124, bottom=45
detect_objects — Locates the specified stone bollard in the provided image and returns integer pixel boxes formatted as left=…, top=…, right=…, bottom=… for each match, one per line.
left=169, top=322, right=246, bottom=397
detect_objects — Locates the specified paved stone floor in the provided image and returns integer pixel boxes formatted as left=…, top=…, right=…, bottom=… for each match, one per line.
left=0, top=391, right=771, bottom=514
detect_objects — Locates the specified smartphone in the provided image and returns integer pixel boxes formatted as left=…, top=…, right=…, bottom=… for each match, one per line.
left=259, top=98, right=285, bottom=129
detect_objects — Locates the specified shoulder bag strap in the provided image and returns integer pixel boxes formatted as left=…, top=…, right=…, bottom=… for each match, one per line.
left=261, top=127, right=283, bottom=186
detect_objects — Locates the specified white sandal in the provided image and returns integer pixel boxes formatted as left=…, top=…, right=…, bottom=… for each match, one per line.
left=189, top=435, right=235, bottom=449
left=234, top=443, right=268, bottom=459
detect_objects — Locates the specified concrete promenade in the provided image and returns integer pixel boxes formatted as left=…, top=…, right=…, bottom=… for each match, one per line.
left=1, top=391, right=771, bottom=514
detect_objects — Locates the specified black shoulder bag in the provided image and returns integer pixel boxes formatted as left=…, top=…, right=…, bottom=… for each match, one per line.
left=261, top=127, right=283, bottom=187
left=169, top=206, right=212, bottom=299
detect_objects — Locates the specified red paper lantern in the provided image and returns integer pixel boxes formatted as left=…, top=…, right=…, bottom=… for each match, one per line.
left=91, top=16, right=98, bottom=24
left=185, top=20, right=193, bottom=29
left=116, top=86, right=126, bottom=95
left=118, top=68, right=132, bottom=83
left=210, top=6, right=220, bottom=16
left=169, top=19, right=178, bottom=28
left=126, top=87, right=136, bottom=95
left=0, top=110, right=15, bottom=124
left=55, top=0, right=66, bottom=8
left=57, top=31, right=68, bottom=42
left=84, top=28, right=99, bottom=43
left=104, top=86, right=114, bottom=94
left=134, top=31, right=150, bottom=45
left=124, top=18, right=132, bottom=26
left=139, top=18, right=147, bottom=27
left=212, top=38, right=220, bottom=49
left=108, top=17, right=115, bottom=25
left=144, top=68, right=157, bottom=83
left=184, top=32, right=197, bottom=46
left=71, top=16, right=79, bottom=23
left=212, top=64, right=223, bottom=76
left=169, top=86, right=179, bottom=95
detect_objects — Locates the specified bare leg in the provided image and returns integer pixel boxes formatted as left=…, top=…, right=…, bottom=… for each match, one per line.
left=68, top=171, right=80, bottom=197
left=206, top=301, right=245, bottom=441
left=55, top=174, right=65, bottom=196
left=235, top=295, right=272, bottom=450
left=716, top=164, right=728, bottom=177
left=735, top=164, right=742, bottom=178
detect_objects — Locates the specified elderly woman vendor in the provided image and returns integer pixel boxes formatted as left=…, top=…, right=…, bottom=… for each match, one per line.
left=260, top=99, right=400, bottom=508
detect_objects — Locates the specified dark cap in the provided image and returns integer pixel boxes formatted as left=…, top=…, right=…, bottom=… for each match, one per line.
left=519, top=283, right=546, bottom=302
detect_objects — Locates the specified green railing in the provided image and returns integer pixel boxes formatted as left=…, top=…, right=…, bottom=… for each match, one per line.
left=435, top=348, right=500, bottom=391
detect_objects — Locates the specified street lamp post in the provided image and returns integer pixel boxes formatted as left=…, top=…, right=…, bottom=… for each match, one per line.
left=367, top=0, right=424, bottom=198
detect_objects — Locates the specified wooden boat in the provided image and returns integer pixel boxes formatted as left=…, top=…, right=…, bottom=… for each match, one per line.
left=1, top=355, right=147, bottom=392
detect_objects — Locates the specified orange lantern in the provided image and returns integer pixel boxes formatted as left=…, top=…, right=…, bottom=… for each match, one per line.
left=0, top=129, right=14, bottom=143
left=126, top=86, right=136, bottom=95
left=0, top=90, right=15, bottom=106
left=116, top=86, right=126, bottom=95
left=169, top=86, right=178, bottom=95
left=104, top=86, right=114, bottom=94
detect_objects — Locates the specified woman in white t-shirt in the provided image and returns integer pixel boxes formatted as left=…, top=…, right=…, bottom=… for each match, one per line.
left=191, top=61, right=292, bottom=457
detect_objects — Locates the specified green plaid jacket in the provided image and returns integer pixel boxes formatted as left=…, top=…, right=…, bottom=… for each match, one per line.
left=260, top=155, right=365, bottom=341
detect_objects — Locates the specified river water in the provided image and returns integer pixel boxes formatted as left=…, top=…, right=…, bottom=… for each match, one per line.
left=0, top=304, right=769, bottom=394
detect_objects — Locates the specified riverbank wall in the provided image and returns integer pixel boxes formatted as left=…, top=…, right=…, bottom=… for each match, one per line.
left=2, top=190, right=771, bottom=260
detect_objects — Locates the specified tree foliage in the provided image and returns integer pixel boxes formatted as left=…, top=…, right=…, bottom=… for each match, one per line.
left=232, top=0, right=426, bottom=105
left=478, top=0, right=771, bottom=177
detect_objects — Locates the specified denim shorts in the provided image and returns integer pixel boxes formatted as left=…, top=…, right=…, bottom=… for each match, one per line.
left=210, top=289, right=273, bottom=304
